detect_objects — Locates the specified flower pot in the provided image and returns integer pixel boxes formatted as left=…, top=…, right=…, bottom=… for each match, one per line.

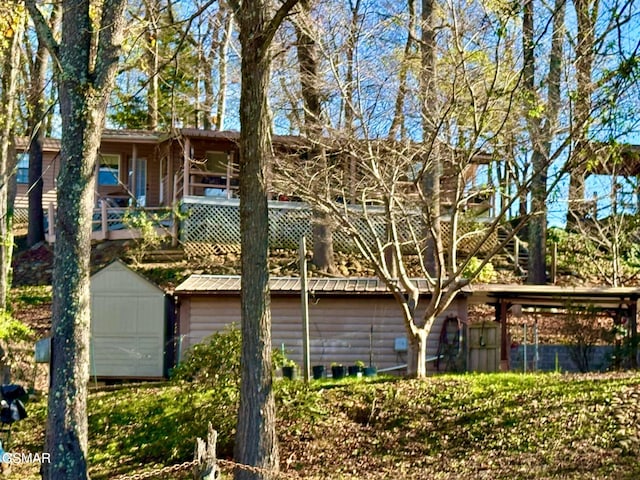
left=282, top=365, right=296, bottom=380
left=331, top=365, right=346, bottom=379
left=312, top=365, right=325, bottom=380
left=363, top=367, right=377, bottom=377
left=348, top=365, right=362, bottom=377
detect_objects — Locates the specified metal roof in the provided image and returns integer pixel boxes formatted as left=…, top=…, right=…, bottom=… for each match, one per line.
left=174, top=275, right=466, bottom=296
left=15, top=137, right=61, bottom=151
left=176, top=128, right=307, bottom=147
left=101, top=129, right=166, bottom=143
left=470, top=284, right=640, bottom=308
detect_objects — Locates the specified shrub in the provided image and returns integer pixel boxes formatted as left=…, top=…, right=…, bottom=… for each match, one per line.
left=171, top=324, right=285, bottom=387
left=462, top=256, right=496, bottom=283
left=171, top=324, right=242, bottom=387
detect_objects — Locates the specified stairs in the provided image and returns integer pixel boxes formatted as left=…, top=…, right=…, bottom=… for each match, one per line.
left=497, top=227, right=528, bottom=274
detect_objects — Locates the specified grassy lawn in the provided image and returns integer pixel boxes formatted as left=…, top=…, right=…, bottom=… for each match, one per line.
left=5, top=372, right=640, bottom=479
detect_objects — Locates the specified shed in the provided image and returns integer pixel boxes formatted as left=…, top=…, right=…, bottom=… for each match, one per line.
left=174, top=275, right=470, bottom=373
left=90, top=260, right=172, bottom=379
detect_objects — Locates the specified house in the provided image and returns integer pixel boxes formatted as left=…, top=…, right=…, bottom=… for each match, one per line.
left=14, top=128, right=497, bottom=249
left=174, top=275, right=471, bottom=373
left=90, top=259, right=174, bottom=379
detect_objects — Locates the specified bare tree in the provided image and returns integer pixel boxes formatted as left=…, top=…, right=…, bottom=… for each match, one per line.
left=0, top=1, right=25, bottom=383
left=25, top=0, right=127, bottom=477
left=25, top=3, right=60, bottom=247
left=274, top=0, right=549, bottom=377
left=224, top=0, right=299, bottom=478
left=293, top=0, right=337, bottom=273
left=523, top=0, right=565, bottom=284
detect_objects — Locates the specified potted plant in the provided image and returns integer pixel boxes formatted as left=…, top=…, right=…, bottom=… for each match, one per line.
left=331, top=362, right=346, bottom=380
left=282, top=359, right=297, bottom=380
left=349, top=360, right=365, bottom=377
left=312, top=365, right=325, bottom=380
left=363, top=365, right=377, bottom=377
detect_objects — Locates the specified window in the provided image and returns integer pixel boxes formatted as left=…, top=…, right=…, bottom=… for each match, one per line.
left=203, top=151, right=238, bottom=198
left=16, top=154, right=29, bottom=184
left=98, top=154, right=120, bottom=186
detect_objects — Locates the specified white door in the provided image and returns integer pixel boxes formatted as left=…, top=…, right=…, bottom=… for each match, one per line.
left=135, top=158, right=147, bottom=206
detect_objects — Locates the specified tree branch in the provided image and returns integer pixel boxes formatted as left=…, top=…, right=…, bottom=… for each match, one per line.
left=24, top=0, right=60, bottom=71
left=263, top=0, right=300, bottom=50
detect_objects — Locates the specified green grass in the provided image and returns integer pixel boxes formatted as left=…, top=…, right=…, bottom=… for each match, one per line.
left=8, top=372, right=640, bottom=479
left=10, top=285, right=51, bottom=308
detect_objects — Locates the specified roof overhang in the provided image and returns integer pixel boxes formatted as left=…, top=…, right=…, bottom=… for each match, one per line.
left=471, top=284, right=640, bottom=309
left=175, top=275, right=472, bottom=298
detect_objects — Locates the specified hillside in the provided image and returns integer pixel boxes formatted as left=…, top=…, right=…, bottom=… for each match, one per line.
left=6, top=372, right=640, bottom=479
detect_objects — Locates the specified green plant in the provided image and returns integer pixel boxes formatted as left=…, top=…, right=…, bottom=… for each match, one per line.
left=355, top=360, right=366, bottom=368
left=122, top=209, right=167, bottom=265
left=462, top=256, right=496, bottom=283
left=282, top=358, right=297, bottom=368
left=171, top=324, right=242, bottom=387
left=0, top=310, right=33, bottom=342
left=172, top=324, right=286, bottom=386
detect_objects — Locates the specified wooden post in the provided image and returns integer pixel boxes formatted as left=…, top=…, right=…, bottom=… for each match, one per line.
left=194, top=423, right=218, bottom=480
left=514, top=237, right=520, bottom=273
left=172, top=173, right=180, bottom=247
left=629, top=300, right=638, bottom=369
left=551, top=242, right=558, bottom=284
left=47, top=202, right=55, bottom=243
left=101, top=201, right=108, bottom=240
left=496, top=299, right=509, bottom=371
left=183, top=137, right=191, bottom=197
left=300, top=236, right=311, bottom=383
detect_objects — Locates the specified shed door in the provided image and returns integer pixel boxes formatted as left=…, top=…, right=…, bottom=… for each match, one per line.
left=91, top=293, right=164, bottom=378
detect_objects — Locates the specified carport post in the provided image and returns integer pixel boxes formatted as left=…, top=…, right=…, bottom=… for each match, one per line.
left=630, top=300, right=638, bottom=369
left=300, top=236, right=311, bottom=382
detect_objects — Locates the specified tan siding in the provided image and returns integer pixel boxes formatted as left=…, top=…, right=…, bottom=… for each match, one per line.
left=15, top=151, right=59, bottom=210
left=180, top=294, right=468, bottom=373
left=90, top=261, right=165, bottom=378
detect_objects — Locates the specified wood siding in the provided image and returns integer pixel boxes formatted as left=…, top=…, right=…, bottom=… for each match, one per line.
left=90, top=261, right=166, bottom=378
left=178, top=293, right=468, bottom=372
left=14, top=150, right=59, bottom=211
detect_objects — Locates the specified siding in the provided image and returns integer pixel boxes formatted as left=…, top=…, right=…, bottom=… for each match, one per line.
left=179, top=293, right=468, bottom=372
left=14, top=151, right=59, bottom=210
left=90, top=261, right=166, bottom=378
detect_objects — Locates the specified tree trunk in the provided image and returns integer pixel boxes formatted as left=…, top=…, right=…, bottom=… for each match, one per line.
left=407, top=329, right=428, bottom=378
left=215, top=11, right=233, bottom=131
left=525, top=0, right=565, bottom=284
left=26, top=0, right=127, bottom=477
left=144, top=0, right=160, bottom=130
left=27, top=30, right=54, bottom=247
left=295, top=0, right=336, bottom=274
left=231, top=0, right=298, bottom=477
left=387, top=0, right=416, bottom=140
left=566, top=0, right=598, bottom=227
left=421, top=0, right=441, bottom=278
left=0, top=8, right=22, bottom=311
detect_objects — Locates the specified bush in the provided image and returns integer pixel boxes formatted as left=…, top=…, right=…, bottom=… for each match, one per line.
left=171, top=324, right=286, bottom=387
left=462, top=256, right=496, bottom=283
left=171, top=324, right=242, bottom=387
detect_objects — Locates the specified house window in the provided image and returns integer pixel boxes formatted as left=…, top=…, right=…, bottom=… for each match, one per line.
left=16, top=153, right=29, bottom=184
left=98, top=154, right=120, bottom=186
left=203, top=151, right=238, bottom=198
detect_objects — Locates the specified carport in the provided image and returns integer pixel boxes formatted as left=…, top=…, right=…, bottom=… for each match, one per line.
left=471, top=285, right=640, bottom=370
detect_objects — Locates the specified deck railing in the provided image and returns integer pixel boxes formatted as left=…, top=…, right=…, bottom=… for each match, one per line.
left=180, top=196, right=499, bottom=257
left=45, top=203, right=175, bottom=243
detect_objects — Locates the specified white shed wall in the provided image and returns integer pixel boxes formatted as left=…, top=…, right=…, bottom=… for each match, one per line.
left=90, top=261, right=166, bottom=378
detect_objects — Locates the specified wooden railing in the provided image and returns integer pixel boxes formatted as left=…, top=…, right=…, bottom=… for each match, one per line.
left=45, top=203, right=176, bottom=244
